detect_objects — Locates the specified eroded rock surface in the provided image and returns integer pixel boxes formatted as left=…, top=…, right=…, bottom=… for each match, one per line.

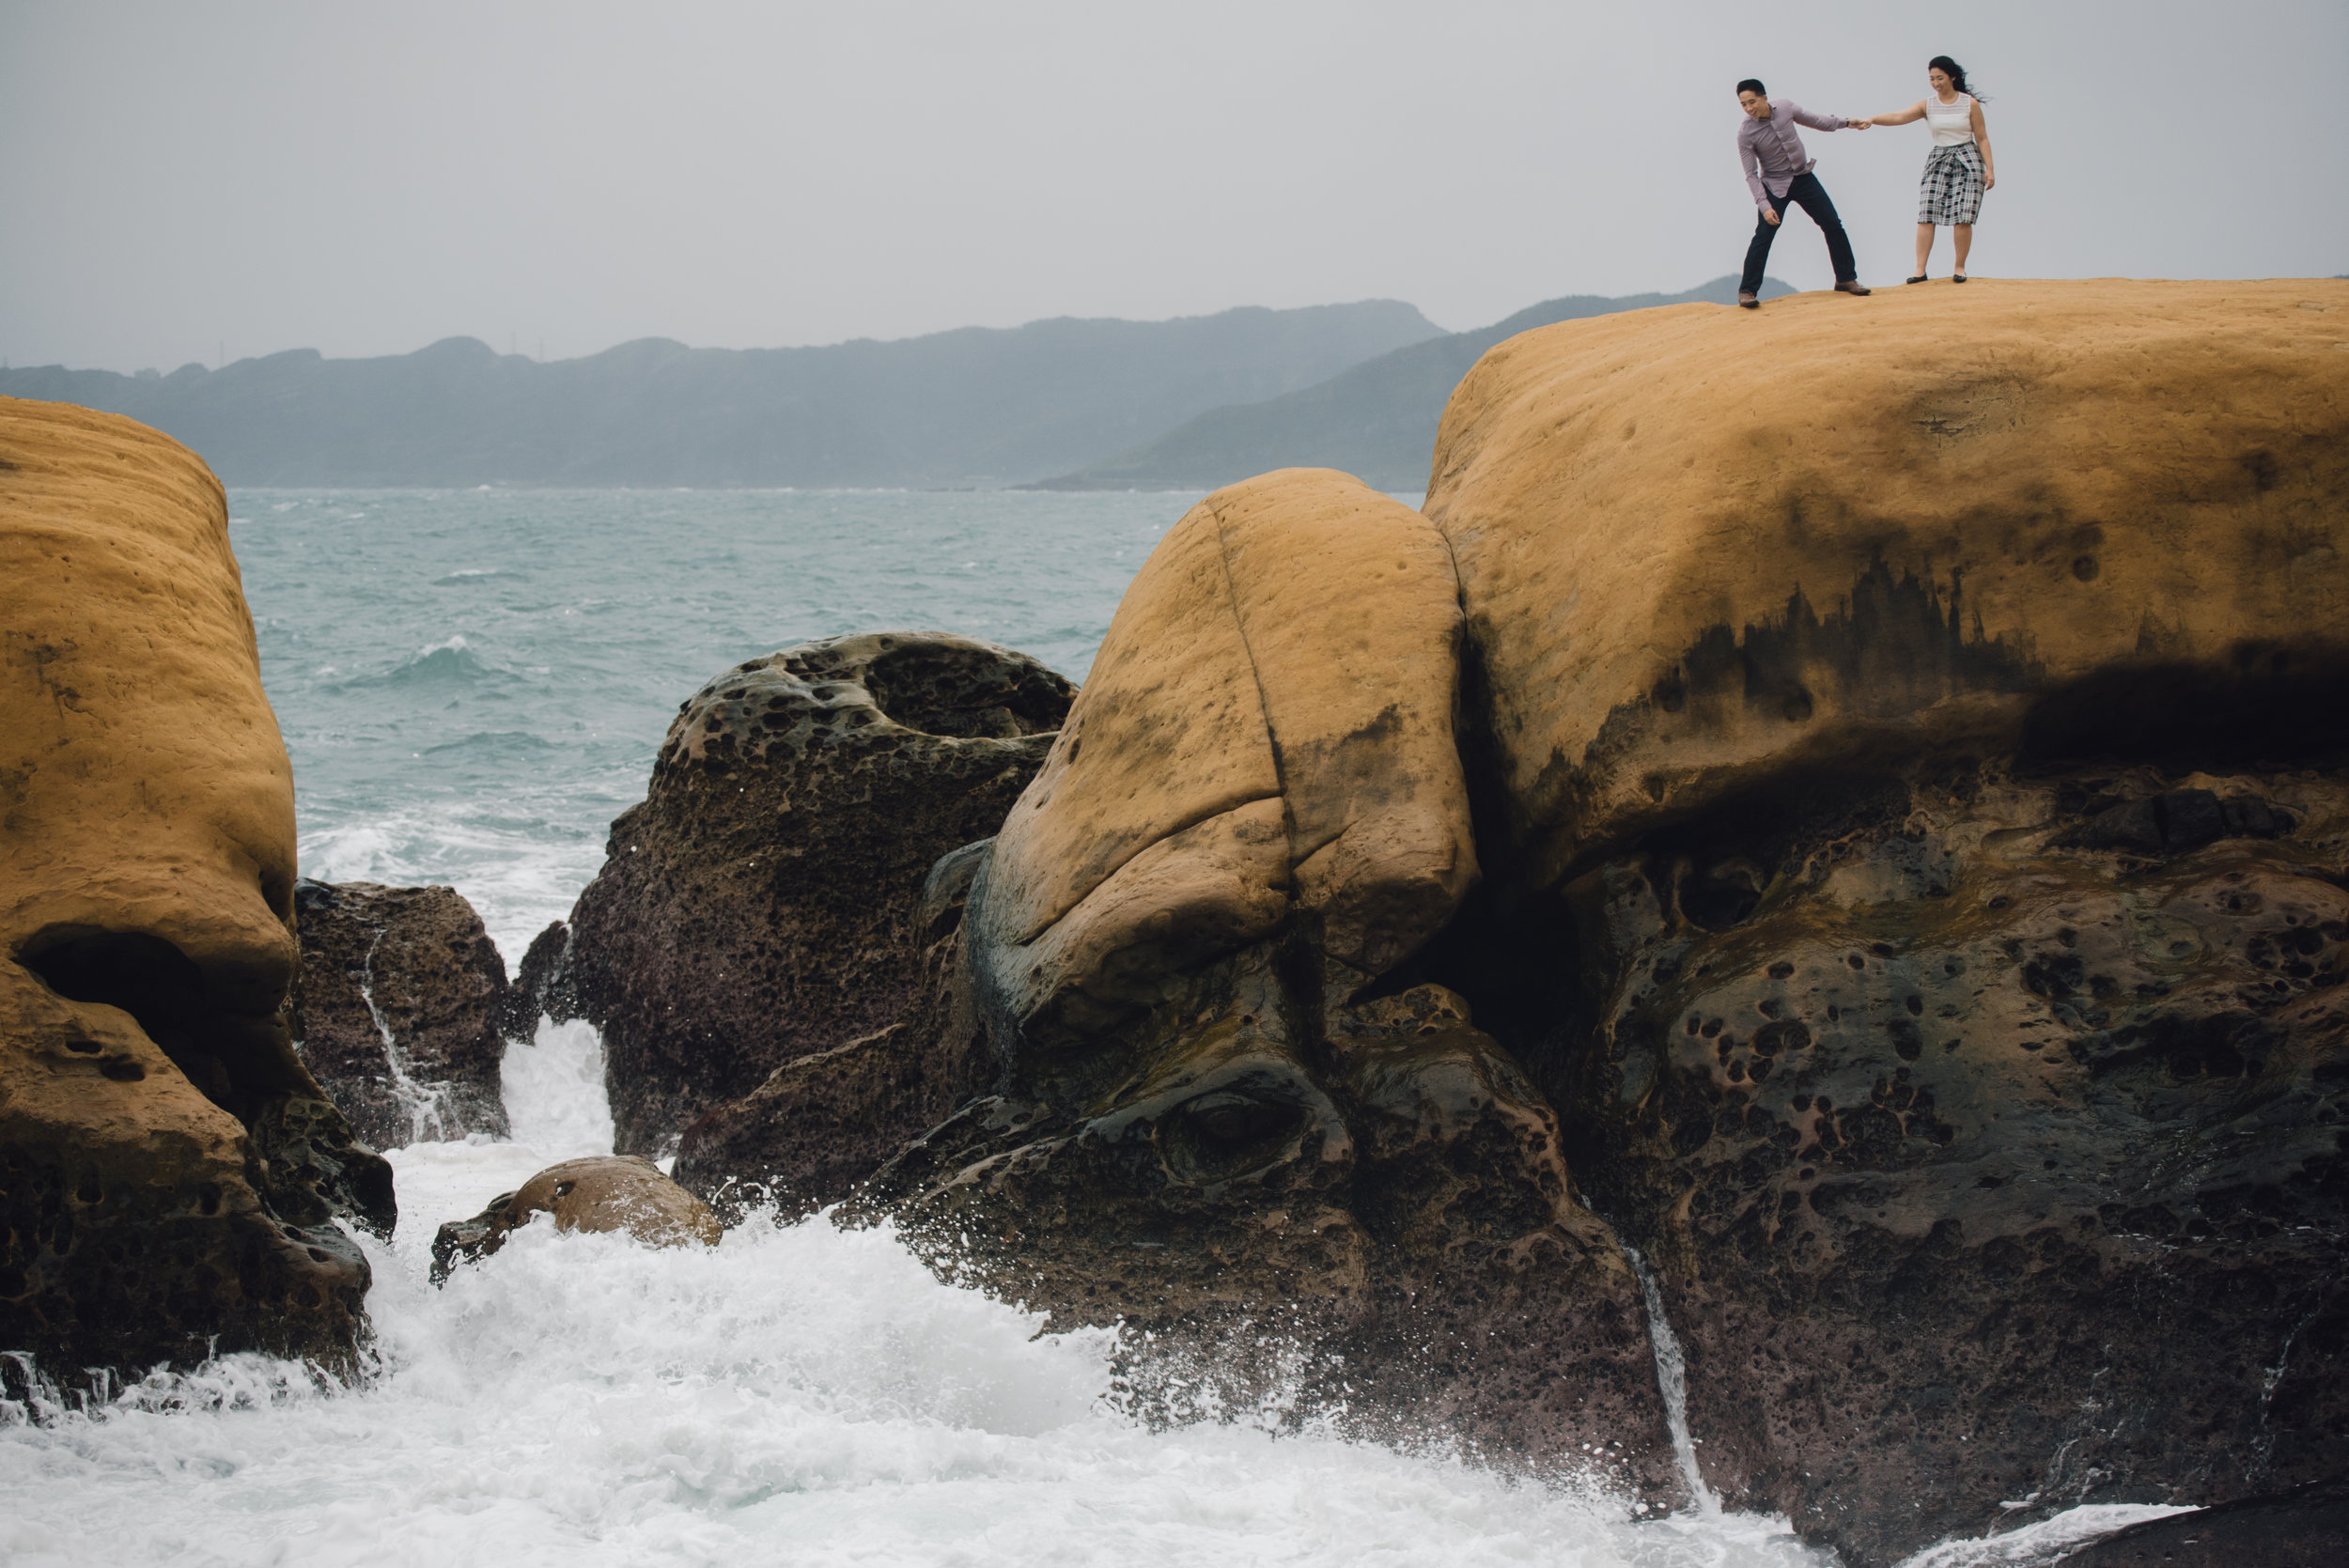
left=842, top=283, right=2347, bottom=1562
left=292, top=878, right=512, bottom=1148
left=1, top=398, right=394, bottom=1383
left=1476, top=763, right=2349, bottom=1558
left=858, top=469, right=1676, bottom=1501
left=671, top=838, right=992, bottom=1219
left=430, top=1156, right=721, bottom=1282
left=568, top=632, right=1071, bottom=1157
left=1392, top=277, right=2349, bottom=1563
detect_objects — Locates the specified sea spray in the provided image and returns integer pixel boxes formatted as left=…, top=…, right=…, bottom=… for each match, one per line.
left=0, top=1192, right=1843, bottom=1567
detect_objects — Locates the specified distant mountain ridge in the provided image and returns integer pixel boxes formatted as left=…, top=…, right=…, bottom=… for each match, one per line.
left=1026, top=274, right=1795, bottom=492
left=0, top=302, right=1442, bottom=488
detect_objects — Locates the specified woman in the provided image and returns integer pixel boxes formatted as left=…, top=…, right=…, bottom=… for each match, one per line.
left=1857, top=56, right=1995, bottom=283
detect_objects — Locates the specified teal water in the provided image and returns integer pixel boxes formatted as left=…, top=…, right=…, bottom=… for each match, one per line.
left=229, top=488, right=1192, bottom=960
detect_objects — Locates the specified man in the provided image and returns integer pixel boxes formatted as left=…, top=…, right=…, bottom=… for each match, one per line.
left=1735, top=78, right=1872, bottom=308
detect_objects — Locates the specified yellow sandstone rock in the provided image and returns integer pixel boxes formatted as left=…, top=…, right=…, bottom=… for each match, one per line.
left=0, top=397, right=390, bottom=1380
left=1423, top=278, right=2349, bottom=882
left=975, top=468, right=1475, bottom=1044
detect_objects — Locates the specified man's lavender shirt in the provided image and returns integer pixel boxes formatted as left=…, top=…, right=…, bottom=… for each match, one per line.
left=1737, top=99, right=1854, bottom=208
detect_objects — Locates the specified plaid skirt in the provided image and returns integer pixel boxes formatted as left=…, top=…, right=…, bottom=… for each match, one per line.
left=1919, top=142, right=1984, bottom=225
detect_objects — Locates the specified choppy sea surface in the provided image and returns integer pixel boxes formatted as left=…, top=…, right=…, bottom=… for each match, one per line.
left=231, top=488, right=1193, bottom=962
left=2, top=489, right=2185, bottom=1566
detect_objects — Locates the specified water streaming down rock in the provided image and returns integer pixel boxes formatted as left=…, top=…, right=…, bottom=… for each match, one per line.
left=357, top=941, right=456, bottom=1143
left=290, top=878, right=513, bottom=1148
left=1624, top=1246, right=1719, bottom=1518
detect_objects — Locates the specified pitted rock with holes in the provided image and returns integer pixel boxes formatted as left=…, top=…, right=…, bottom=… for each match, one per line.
left=567, top=631, right=1073, bottom=1157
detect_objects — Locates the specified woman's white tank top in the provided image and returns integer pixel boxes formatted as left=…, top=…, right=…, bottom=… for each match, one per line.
left=1925, top=93, right=1975, bottom=146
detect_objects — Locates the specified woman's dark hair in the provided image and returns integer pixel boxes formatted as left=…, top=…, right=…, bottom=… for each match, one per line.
left=1928, top=55, right=1986, bottom=101
left=1735, top=78, right=1766, bottom=98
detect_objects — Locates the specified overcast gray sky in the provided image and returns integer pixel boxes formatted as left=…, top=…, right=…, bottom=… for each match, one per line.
left=5, top=0, right=2342, bottom=373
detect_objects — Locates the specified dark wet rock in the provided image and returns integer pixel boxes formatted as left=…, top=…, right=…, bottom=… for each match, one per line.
left=671, top=842, right=993, bottom=1220
left=1477, top=762, right=2349, bottom=1564
left=853, top=961, right=1680, bottom=1504
left=292, top=879, right=512, bottom=1149
left=567, top=632, right=1072, bottom=1157
left=2053, top=1477, right=2349, bottom=1564
left=430, top=1155, right=721, bottom=1284
left=2067, top=785, right=2289, bottom=857
left=501, top=919, right=578, bottom=1036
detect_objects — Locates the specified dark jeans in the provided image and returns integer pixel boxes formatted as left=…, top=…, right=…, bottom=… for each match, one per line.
left=1740, top=171, right=1857, bottom=293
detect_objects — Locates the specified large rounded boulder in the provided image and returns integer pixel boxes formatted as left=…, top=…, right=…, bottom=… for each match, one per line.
left=1410, top=277, right=2349, bottom=1562
left=1, top=398, right=394, bottom=1384
left=871, top=280, right=2349, bottom=1562
left=568, top=631, right=1072, bottom=1157
left=865, top=469, right=1678, bottom=1503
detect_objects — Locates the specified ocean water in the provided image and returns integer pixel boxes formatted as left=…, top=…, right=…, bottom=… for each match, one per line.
left=231, top=487, right=1193, bottom=961
left=1, top=489, right=2186, bottom=1565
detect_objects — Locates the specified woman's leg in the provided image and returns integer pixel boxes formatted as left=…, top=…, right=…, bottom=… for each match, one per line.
left=1915, top=224, right=1935, bottom=277
left=1953, top=224, right=1973, bottom=275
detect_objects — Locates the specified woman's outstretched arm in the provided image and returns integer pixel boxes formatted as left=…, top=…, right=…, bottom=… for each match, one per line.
left=1972, top=100, right=1995, bottom=186
left=1855, top=101, right=1927, bottom=127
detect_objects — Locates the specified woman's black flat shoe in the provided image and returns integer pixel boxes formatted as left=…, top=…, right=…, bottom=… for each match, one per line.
left=1906, top=275, right=1927, bottom=284
left=1952, top=273, right=1968, bottom=283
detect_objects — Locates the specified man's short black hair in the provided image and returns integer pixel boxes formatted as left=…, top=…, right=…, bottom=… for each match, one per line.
left=1736, top=78, right=1766, bottom=98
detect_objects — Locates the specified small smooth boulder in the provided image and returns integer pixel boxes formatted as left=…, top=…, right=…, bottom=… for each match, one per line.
left=292, top=878, right=513, bottom=1148
left=430, top=1155, right=721, bottom=1282
left=566, top=631, right=1072, bottom=1157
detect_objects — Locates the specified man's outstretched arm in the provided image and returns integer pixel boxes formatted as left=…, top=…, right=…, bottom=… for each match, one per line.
left=1788, top=101, right=1864, bottom=131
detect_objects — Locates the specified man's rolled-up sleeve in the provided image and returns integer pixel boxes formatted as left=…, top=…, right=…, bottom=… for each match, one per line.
left=1790, top=102, right=1848, bottom=132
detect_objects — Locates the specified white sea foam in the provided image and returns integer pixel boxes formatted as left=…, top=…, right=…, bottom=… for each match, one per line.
left=0, top=1205, right=1843, bottom=1567
left=0, top=1025, right=2184, bottom=1567
left=2, top=1018, right=1850, bottom=1568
